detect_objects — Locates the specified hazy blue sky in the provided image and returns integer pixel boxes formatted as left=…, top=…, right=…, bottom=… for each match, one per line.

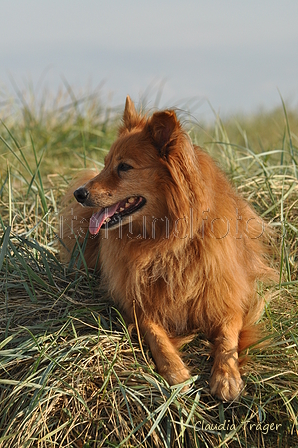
left=1, top=0, right=298, bottom=118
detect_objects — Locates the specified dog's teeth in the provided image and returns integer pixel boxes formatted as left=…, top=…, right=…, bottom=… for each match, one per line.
left=119, top=207, right=125, bottom=212
left=105, top=217, right=111, bottom=222
left=125, top=203, right=130, bottom=208
left=128, top=197, right=135, bottom=204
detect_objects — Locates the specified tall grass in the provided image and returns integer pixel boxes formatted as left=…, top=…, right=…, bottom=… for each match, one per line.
left=0, top=86, right=297, bottom=447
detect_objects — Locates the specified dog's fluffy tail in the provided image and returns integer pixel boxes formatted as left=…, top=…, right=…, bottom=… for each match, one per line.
left=238, top=294, right=271, bottom=365
left=170, top=334, right=196, bottom=350
left=59, top=170, right=100, bottom=266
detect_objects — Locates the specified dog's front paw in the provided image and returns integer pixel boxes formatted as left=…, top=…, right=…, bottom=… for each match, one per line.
left=210, top=366, right=244, bottom=401
left=161, top=361, right=191, bottom=391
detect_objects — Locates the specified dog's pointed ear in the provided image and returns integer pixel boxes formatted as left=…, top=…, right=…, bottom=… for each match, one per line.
left=149, top=110, right=179, bottom=158
left=123, top=96, right=137, bottom=126
left=119, top=96, right=141, bottom=134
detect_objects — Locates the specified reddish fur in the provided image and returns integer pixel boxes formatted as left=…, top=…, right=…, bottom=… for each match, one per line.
left=60, top=96, right=276, bottom=401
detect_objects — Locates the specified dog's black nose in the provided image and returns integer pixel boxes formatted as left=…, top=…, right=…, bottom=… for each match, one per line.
left=74, top=187, right=89, bottom=203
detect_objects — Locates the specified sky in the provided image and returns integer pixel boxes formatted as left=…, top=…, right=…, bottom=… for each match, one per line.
left=1, top=0, right=298, bottom=119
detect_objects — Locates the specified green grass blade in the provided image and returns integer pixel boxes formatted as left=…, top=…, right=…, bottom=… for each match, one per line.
left=0, top=226, right=11, bottom=272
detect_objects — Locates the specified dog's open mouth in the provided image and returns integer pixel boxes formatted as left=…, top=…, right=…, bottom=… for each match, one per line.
left=89, top=196, right=146, bottom=235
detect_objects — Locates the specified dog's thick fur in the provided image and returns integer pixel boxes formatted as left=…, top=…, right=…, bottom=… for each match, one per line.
left=61, top=96, right=276, bottom=401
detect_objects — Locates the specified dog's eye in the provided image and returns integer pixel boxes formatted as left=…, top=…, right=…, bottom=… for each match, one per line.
left=117, top=162, right=133, bottom=174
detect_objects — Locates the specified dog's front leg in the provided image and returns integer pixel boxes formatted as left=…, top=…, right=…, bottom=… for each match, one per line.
left=209, top=315, right=244, bottom=401
left=140, top=319, right=191, bottom=388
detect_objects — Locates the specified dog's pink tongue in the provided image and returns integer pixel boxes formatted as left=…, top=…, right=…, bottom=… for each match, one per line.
left=89, top=203, right=119, bottom=235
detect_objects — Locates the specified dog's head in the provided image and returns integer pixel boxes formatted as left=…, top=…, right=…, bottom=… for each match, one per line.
left=74, top=96, right=197, bottom=236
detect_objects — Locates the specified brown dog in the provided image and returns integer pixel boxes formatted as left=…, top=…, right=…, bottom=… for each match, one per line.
left=61, top=96, right=275, bottom=401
